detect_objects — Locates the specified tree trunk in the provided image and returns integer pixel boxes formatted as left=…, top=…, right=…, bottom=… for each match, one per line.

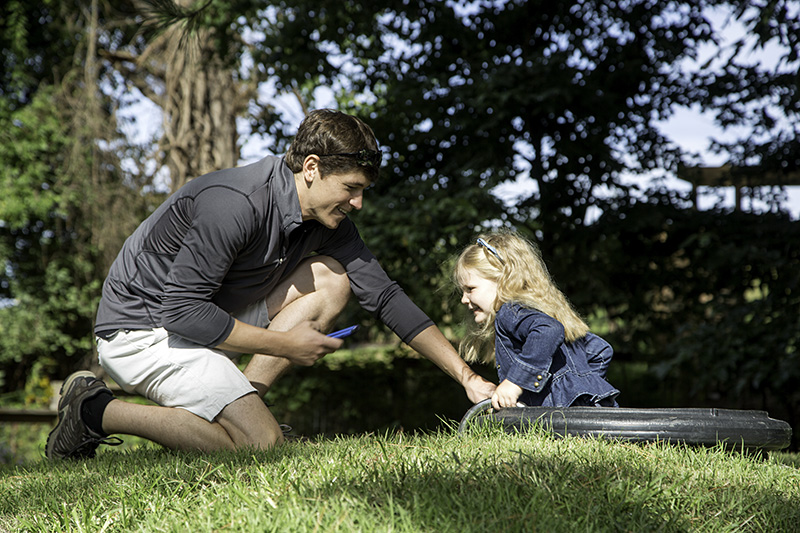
left=157, top=28, right=242, bottom=191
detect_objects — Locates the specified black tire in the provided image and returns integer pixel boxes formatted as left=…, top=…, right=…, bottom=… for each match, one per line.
left=458, top=399, right=793, bottom=451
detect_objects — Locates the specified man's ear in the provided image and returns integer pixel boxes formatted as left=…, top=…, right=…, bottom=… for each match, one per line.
left=302, top=155, right=320, bottom=185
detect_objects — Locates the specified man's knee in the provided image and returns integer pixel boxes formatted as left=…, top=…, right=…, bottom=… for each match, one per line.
left=266, top=256, right=351, bottom=320
left=217, top=393, right=284, bottom=449
left=310, top=256, right=350, bottom=299
left=232, top=429, right=284, bottom=450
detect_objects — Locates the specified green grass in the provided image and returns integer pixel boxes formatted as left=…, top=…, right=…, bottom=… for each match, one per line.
left=1, top=423, right=798, bottom=532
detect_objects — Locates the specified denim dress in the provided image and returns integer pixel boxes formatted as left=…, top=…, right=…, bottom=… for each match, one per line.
left=494, top=303, right=620, bottom=407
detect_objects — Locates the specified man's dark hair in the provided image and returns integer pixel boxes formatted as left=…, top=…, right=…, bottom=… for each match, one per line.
left=285, top=109, right=381, bottom=182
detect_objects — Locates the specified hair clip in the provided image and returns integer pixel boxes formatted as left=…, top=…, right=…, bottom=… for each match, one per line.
left=477, top=238, right=505, bottom=264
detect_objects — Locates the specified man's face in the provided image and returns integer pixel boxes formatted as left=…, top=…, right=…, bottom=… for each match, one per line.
left=303, top=169, right=371, bottom=229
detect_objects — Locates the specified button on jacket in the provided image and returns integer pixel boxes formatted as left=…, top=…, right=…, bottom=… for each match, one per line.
left=495, top=303, right=620, bottom=407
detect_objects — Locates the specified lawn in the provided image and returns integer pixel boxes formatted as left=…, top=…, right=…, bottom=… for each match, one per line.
left=1, top=422, right=798, bottom=532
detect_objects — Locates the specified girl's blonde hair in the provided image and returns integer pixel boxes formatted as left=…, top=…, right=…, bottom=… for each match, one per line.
left=454, top=230, right=589, bottom=364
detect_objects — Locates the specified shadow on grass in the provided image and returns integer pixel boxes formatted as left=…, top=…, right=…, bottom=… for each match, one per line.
left=3, top=432, right=799, bottom=532
left=284, top=441, right=800, bottom=532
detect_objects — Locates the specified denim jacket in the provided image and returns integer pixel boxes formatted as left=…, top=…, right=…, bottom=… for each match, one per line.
left=494, top=302, right=619, bottom=407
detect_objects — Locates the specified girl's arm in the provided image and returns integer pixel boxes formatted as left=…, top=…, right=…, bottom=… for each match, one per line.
left=497, top=308, right=565, bottom=392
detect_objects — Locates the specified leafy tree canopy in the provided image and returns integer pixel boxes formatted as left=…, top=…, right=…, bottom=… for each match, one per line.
left=1, top=1, right=798, bottom=438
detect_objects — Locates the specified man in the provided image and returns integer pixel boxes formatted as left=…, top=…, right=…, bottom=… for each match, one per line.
left=46, top=109, right=496, bottom=459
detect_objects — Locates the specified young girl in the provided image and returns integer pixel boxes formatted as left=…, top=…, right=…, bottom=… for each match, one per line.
left=455, top=231, right=619, bottom=410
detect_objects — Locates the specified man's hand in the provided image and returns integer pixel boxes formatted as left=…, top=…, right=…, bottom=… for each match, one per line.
left=405, top=325, right=498, bottom=404
left=492, top=379, right=523, bottom=410
left=278, top=321, right=343, bottom=366
left=218, top=319, right=342, bottom=366
left=463, top=372, right=497, bottom=404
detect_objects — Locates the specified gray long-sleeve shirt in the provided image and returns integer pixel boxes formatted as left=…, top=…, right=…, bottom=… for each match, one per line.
left=95, top=156, right=433, bottom=346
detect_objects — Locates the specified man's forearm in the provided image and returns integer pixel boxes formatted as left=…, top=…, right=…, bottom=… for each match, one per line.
left=216, top=318, right=341, bottom=396
left=407, top=325, right=477, bottom=385
left=215, top=320, right=292, bottom=397
left=215, top=319, right=288, bottom=355
left=408, top=325, right=496, bottom=403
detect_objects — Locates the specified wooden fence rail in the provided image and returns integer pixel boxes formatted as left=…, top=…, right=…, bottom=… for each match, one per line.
left=1, top=382, right=133, bottom=425
left=0, top=409, right=57, bottom=423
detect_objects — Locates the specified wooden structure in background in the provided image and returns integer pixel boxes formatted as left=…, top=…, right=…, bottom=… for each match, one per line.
left=677, top=164, right=800, bottom=211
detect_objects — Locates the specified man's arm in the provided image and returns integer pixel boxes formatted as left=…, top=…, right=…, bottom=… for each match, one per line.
left=407, top=325, right=496, bottom=404
left=216, top=320, right=343, bottom=397
left=216, top=319, right=342, bottom=366
left=314, top=222, right=495, bottom=402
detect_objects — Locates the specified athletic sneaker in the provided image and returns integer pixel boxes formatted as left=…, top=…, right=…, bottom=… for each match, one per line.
left=279, top=423, right=308, bottom=443
left=45, top=371, right=122, bottom=459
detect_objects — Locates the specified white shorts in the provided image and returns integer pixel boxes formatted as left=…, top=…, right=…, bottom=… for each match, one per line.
left=97, top=300, right=269, bottom=422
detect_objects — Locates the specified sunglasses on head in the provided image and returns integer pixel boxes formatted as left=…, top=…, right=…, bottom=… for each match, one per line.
left=322, top=149, right=381, bottom=168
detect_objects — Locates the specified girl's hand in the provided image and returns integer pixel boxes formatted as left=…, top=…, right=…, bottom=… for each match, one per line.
left=492, top=379, right=523, bottom=410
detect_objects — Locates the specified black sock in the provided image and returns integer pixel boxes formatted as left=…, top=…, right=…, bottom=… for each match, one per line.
left=81, top=391, right=114, bottom=437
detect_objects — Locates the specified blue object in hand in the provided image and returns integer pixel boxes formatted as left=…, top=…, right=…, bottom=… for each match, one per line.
left=328, top=325, right=359, bottom=339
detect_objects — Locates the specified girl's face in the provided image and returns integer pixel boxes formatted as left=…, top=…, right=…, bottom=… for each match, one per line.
left=459, top=268, right=498, bottom=324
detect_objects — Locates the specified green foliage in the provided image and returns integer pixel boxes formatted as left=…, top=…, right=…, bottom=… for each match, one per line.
left=0, top=0, right=78, bottom=108
left=3, top=0, right=800, bottom=448
left=660, top=210, right=799, bottom=408
left=0, top=0, right=157, bottom=393
left=238, top=0, right=797, bottom=327
left=575, top=196, right=800, bottom=445
left=239, top=1, right=800, bottom=445
left=0, top=86, right=102, bottom=390
left=265, top=346, right=481, bottom=436
left=693, top=1, right=800, bottom=179
left=0, top=88, right=67, bottom=229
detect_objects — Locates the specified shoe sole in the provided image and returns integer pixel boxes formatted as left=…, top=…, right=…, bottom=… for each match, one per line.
left=46, top=370, right=97, bottom=459
left=57, top=371, right=97, bottom=411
